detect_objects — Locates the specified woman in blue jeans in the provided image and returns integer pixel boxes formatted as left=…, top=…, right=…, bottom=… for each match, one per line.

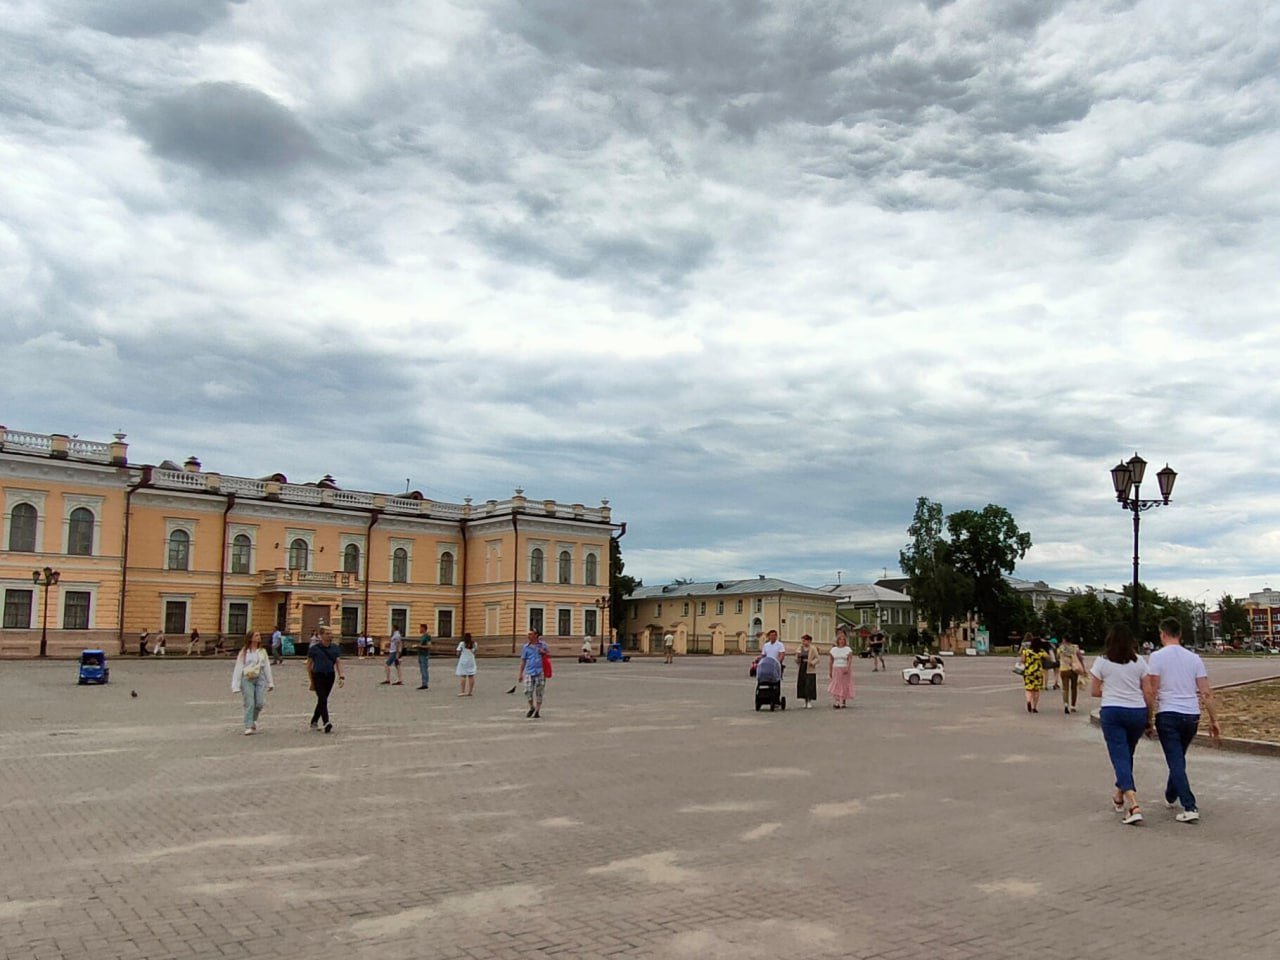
left=1089, top=624, right=1152, bottom=825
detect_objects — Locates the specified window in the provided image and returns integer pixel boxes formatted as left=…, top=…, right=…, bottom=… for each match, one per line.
left=716, top=600, right=724, bottom=615
left=557, top=608, right=572, bottom=636
left=655, top=602, right=662, bottom=616
left=699, top=602, right=706, bottom=616
left=392, top=547, right=409, bottom=583
left=9, top=502, right=37, bottom=552
left=227, top=602, right=249, bottom=636
left=736, top=600, right=743, bottom=614
left=62, top=591, right=91, bottom=629
left=529, top=548, right=544, bottom=583
left=437, top=609, right=454, bottom=638
left=584, top=608, right=598, bottom=636
left=341, top=606, right=360, bottom=638
left=754, top=598, right=763, bottom=614
left=584, top=553, right=598, bottom=586
left=168, top=529, right=190, bottom=571
left=164, top=600, right=187, bottom=634
left=558, top=551, right=572, bottom=584
left=528, top=607, right=544, bottom=634
left=231, top=534, right=252, bottom=574
left=288, top=538, right=308, bottom=571
left=390, top=607, right=408, bottom=636
left=439, top=551, right=454, bottom=586
left=3, top=589, right=33, bottom=629
left=343, top=544, right=361, bottom=575
left=682, top=602, right=689, bottom=616
left=67, top=507, right=94, bottom=556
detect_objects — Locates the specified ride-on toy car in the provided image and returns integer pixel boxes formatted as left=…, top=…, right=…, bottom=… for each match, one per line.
left=902, top=653, right=944, bottom=685
left=78, top=649, right=109, bottom=685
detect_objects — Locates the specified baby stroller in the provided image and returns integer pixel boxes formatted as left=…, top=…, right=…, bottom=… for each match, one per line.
left=754, top=655, right=786, bottom=711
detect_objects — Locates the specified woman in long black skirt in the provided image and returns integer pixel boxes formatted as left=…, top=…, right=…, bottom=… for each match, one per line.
left=795, top=634, right=820, bottom=709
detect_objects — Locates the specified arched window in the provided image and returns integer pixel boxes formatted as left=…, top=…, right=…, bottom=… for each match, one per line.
left=67, top=507, right=94, bottom=556
left=8, top=502, right=37, bottom=552
left=343, top=543, right=361, bottom=575
left=168, top=529, right=190, bottom=571
left=392, top=547, right=409, bottom=583
left=288, top=538, right=309, bottom=571
left=558, top=550, right=572, bottom=584
left=230, top=534, right=252, bottom=574
left=584, top=552, right=598, bottom=586
left=529, top=548, right=544, bottom=583
left=438, top=551, right=454, bottom=586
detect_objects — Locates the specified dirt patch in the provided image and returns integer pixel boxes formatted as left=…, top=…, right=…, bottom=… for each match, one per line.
left=1215, top=681, right=1280, bottom=743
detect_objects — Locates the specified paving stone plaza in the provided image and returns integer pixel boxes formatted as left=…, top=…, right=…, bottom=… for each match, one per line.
left=2, top=654, right=1278, bottom=960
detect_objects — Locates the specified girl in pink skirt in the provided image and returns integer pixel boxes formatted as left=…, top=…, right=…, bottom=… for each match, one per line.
left=828, top=630, right=855, bottom=708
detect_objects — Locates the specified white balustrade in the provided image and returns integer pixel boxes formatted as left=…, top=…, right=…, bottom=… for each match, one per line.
left=67, top=438, right=113, bottom=462
left=152, top=469, right=205, bottom=489
left=3, top=431, right=53, bottom=454
left=333, top=490, right=375, bottom=508
left=219, top=476, right=267, bottom=497
left=279, top=483, right=323, bottom=504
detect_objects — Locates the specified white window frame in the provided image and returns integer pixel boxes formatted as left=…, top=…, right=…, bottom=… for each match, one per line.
left=60, top=582, right=98, bottom=630
left=225, top=597, right=252, bottom=637
left=584, top=606, right=598, bottom=637
left=5, top=489, right=47, bottom=553
left=556, top=606, right=573, bottom=637
left=63, top=495, right=104, bottom=557
left=716, top=600, right=724, bottom=615
left=528, top=542, right=547, bottom=583
left=584, top=550, right=599, bottom=586
left=285, top=528, right=314, bottom=572
left=387, top=604, right=410, bottom=638
left=527, top=605, right=545, bottom=634
left=2, top=583, right=36, bottom=629
left=389, top=538, right=413, bottom=583
left=227, top=524, right=257, bottom=575
left=436, top=606, right=456, bottom=639
left=556, top=545, right=573, bottom=585
left=165, top=519, right=196, bottom=571
left=160, top=593, right=194, bottom=634
left=437, top=545, right=457, bottom=586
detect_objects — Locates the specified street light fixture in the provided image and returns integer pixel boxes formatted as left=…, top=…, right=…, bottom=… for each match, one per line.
left=1110, top=453, right=1177, bottom=642
left=597, top=595, right=608, bottom=657
left=31, top=566, right=61, bottom=659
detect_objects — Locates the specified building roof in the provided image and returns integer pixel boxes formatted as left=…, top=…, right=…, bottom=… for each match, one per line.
left=628, top=578, right=835, bottom=600
left=819, top=583, right=913, bottom=604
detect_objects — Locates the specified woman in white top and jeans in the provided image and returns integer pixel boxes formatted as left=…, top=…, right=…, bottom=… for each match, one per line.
left=231, top=632, right=275, bottom=736
left=1090, top=624, right=1152, bottom=825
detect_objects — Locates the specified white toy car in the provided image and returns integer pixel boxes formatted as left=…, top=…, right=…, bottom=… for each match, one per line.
left=902, top=655, right=945, bottom=685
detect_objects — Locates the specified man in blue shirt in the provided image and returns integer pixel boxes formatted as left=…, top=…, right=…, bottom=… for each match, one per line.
left=306, top=628, right=345, bottom=733
left=518, top=630, right=548, bottom=719
left=415, top=623, right=432, bottom=690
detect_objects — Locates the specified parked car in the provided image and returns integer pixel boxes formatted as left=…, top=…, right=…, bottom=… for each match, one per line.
left=77, top=649, right=109, bottom=685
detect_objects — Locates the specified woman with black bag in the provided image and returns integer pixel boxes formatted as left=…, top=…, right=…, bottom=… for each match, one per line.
left=795, top=634, right=819, bottom=708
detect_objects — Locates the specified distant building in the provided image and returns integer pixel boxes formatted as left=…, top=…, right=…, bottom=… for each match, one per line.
left=1245, top=587, right=1280, bottom=644
left=622, top=577, right=837, bottom=654
left=819, top=583, right=915, bottom=636
left=1, top=425, right=619, bottom=656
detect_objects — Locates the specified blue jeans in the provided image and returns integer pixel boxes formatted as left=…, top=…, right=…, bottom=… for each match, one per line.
left=418, top=653, right=430, bottom=686
left=1099, top=706, right=1148, bottom=792
left=1155, top=712, right=1200, bottom=811
left=241, top=676, right=267, bottom=729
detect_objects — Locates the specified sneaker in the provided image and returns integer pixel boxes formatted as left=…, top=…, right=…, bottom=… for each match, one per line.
left=1122, top=806, right=1143, bottom=825
left=417, top=685, right=428, bottom=690
left=533, top=709, right=541, bottom=719
left=250, top=722, right=257, bottom=731
left=243, top=728, right=254, bottom=736
left=1175, top=810, right=1200, bottom=823
left=310, top=721, right=319, bottom=731
left=323, top=722, right=333, bottom=734
left=527, top=706, right=535, bottom=718
left=392, top=681, right=403, bottom=685
left=379, top=680, right=390, bottom=685
left=1165, top=798, right=1180, bottom=810
left=806, top=701, right=812, bottom=709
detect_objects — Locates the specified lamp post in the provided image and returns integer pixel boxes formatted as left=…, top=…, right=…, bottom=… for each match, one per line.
left=32, top=566, right=61, bottom=659
left=597, top=595, right=608, bottom=657
left=1110, top=453, right=1177, bottom=643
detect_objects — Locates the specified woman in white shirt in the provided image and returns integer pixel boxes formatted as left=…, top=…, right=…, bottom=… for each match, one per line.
left=827, top=630, right=855, bottom=709
left=231, top=632, right=275, bottom=736
left=1089, top=624, right=1152, bottom=825
left=455, top=633, right=477, bottom=696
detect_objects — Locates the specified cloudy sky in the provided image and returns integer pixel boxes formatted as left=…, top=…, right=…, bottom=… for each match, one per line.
left=4, top=0, right=1278, bottom=604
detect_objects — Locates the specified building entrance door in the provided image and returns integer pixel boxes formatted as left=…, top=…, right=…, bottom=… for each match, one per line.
left=302, top=604, right=331, bottom=640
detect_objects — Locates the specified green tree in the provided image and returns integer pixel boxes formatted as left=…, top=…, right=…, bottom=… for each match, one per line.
left=609, top=538, right=641, bottom=637
left=945, top=504, right=1032, bottom=644
left=1218, top=594, right=1251, bottom=641
left=899, top=498, right=972, bottom=633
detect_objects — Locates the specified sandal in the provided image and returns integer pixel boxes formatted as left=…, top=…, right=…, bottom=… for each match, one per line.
left=1112, top=793, right=1124, bottom=813
left=1122, top=805, right=1143, bottom=825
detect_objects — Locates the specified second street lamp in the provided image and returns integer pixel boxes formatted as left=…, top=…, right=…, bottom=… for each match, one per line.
left=1110, top=453, right=1177, bottom=642
left=32, top=566, right=61, bottom=659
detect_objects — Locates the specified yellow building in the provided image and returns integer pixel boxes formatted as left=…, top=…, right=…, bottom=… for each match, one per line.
left=1, top=425, right=620, bottom=657
left=621, top=578, right=838, bottom=655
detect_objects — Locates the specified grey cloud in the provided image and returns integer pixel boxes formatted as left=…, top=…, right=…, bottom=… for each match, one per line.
left=76, top=0, right=242, bottom=38
left=130, top=82, right=320, bottom=176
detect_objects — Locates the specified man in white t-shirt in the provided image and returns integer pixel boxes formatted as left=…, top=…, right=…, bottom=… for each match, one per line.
left=761, top=630, right=786, bottom=666
left=1145, top=617, right=1220, bottom=823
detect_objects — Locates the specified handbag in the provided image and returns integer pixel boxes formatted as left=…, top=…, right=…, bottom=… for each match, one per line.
left=243, top=653, right=262, bottom=681
left=541, top=650, right=553, bottom=678
left=1012, top=661, right=1026, bottom=676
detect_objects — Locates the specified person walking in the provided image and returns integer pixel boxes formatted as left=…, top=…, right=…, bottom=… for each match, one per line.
left=795, top=633, right=820, bottom=708
left=517, top=630, right=548, bottom=719
left=456, top=633, right=477, bottom=696
left=1019, top=636, right=1050, bottom=713
left=827, top=630, right=855, bottom=709
left=663, top=632, right=675, bottom=664
left=381, top=628, right=404, bottom=685
left=1146, top=617, right=1221, bottom=823
left=415, top=623, right=432, bottom=689
left=1057, top=637, right=1087, bottom=714
left=186, top=628, right=201, bottom=656
left=231, top=631, right=275, bottom=735
left=306, top=627, right=345, bottom=733
left=1090, top=624, right=1151, bottom=826
left=1045, top=638, right=1061, bottom=690
left=269, top=626, right=283, bottom=664
left=868, top=629, right=886, bottom=672
left=761, top=629, right=786, bottom=667
left=138, top=630, right=150, bottom=657
left=153, top=633, right=167, bottom=656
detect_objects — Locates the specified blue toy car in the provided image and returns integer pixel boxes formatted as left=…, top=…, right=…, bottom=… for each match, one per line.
left=78, top=649, right=109, bottom=685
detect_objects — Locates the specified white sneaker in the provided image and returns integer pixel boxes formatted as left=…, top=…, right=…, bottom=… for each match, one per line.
left=1165, top=799, right=1179, bottom=810
left=243, top=728, right=254, bottom=736
left=1175, top=810, right=1200, bottom=823
left=806, top=701, right=812, bottom=709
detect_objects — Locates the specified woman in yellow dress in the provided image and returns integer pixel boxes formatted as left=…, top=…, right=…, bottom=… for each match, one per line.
left=1020, top=636, right=1049, bottom=713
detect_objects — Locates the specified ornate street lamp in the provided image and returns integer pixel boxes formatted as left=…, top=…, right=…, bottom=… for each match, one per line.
left=31, top=566, right=61, bottom=659
left=1110, top=453, right=1177, bottom=641
left=597, top=595, right=608, bottom=657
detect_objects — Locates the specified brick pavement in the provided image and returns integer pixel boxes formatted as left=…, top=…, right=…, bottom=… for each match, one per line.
left=1, top=653, right=1278, bottom=960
